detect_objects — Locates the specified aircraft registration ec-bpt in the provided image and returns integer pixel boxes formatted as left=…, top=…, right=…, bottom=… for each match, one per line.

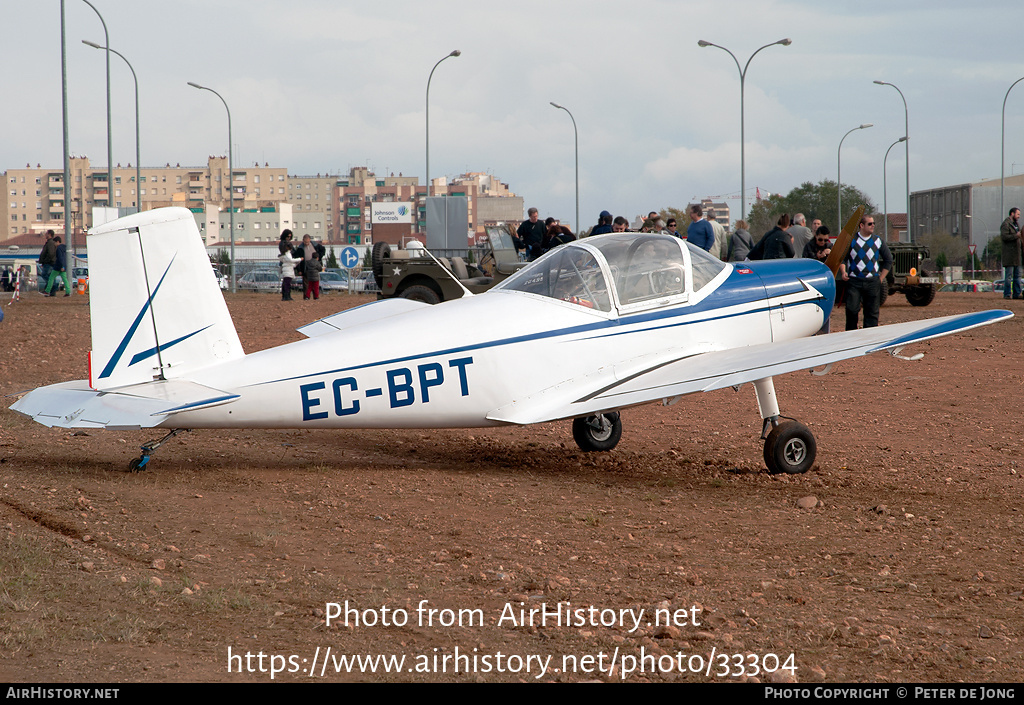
left=10, top=207, right=1012, bottom=473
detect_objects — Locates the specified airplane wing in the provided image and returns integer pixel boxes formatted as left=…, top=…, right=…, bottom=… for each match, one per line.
left=487, top=309, right=1012, bottom=425
left=9, top=379, right=238, bottom=430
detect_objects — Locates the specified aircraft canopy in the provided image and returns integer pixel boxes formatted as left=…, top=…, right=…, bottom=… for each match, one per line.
left=494, top=233, right=727, bottom=312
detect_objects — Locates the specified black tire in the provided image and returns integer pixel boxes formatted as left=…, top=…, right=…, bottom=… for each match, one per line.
left=127, top=457, right=147, bottom=472
left=400, top=284, right=441, bottom=305
left=905, top=283, right=937, bottom=307
left=763, top=421, right=816, bottom=474
left=371, top=241, right=391, bottom=288
left=879, top=279, right=889, bottom=306
left=572, top=412, right=622, bottom=452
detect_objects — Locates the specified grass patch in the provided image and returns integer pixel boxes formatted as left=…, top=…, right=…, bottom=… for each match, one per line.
left=244, top=530, right=280, bottom=548
left=0, top=534, right=54, bottom=613
left=196, top=586, right=260, bottom=613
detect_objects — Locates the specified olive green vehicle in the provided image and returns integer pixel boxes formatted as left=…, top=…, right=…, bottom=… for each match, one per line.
left=372, top=225, right=528, bottom=304
left=881, top=242, right=940, bottom=307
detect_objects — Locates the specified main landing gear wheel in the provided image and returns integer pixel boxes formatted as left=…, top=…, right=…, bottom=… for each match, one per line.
left=572, top=412, right=622, bottom=452
left=763, top=421, right=816, bottom=475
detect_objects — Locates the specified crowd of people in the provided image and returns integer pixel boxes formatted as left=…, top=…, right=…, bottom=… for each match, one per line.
left=514, top=208, right=579, bottom=260
left=278, top=229, right=326, bottom=301
left=516, top=205, right=842, bottom=266
left=515, top=205, right=838, bottom=266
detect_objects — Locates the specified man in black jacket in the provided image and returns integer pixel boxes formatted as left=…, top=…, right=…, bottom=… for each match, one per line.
left=1000, top=207, right=1022, bottom=299
left=37, top=229, right=57, bottom=293
left=517, top=208, right=546, bottom=261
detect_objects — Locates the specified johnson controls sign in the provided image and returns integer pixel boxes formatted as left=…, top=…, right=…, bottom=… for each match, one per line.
left=371, top=202, right=414, bottom=224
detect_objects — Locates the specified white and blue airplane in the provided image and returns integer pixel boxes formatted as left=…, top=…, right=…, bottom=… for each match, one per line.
left=10, top=207, right=1011, bottom=473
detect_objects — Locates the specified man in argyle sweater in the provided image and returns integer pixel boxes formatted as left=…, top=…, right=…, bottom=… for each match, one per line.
left=838, top=215, right=893, bottom=330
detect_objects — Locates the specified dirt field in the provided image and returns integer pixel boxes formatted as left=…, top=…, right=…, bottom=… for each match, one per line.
left=1, top=288, right=1022, bottom=683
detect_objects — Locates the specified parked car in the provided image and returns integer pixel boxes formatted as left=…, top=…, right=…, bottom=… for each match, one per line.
left=302, top=268, right=376, bottom=293
left=211, top=266, right=228, bottom=290
left=318, top=271, right=348, bottom=292
left=71, top=266, right=89, bottom=293
left=993, top=279, right=1024, bottom=296
left=938, top=280, right=995, bottom=293
left=237, top=269, right=281, bottom=292
left=355, top=270, right=379, bottom=293
left=325, top=268, right=352, bottom=284
left=35, top=264, right=64, bottom=292
left=291, top=270, right=343, bottom=292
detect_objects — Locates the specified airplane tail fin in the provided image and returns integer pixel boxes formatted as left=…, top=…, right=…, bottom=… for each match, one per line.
left=87, top=207, right=244, bottom=390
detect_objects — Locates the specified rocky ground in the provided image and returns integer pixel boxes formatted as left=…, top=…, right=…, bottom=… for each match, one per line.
left=1, top=288, right=1022, bottom=683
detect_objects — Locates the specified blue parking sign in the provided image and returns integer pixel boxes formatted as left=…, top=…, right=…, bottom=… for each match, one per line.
left=340, top=246, right=360, bottom=269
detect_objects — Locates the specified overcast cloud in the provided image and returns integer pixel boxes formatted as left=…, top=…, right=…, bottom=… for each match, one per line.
left=3, top=0, right=1023, bottom=230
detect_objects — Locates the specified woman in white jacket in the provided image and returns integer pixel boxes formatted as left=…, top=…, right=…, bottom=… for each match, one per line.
left=278, top=230, right=300, bottom=301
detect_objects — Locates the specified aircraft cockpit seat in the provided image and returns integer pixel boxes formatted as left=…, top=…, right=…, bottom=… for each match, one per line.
left=623, top=264, right=685, bottom=304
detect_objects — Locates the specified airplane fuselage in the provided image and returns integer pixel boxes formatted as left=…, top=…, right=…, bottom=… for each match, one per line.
left=170, top=259, right=834, bottom=430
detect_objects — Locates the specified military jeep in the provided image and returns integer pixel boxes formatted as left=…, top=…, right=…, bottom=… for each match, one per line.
left=372, top=224, right=528, bottom=304
left=882, top=242, right=939, bottom=307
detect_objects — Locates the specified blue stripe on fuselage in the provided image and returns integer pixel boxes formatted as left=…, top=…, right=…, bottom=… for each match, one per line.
left=579, top=259, right=833, bottom=341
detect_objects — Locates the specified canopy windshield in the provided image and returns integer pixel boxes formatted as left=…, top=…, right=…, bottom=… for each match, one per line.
left=494, top=233, right=726, bottom=311
left=495, top=245, right=612, bottom=311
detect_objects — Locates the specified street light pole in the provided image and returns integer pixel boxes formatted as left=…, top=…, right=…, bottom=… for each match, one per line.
left=697, top=38, right=791, bottom=222
left=81, top=0, right=112, bottom=209
left=60, top=0, right=72, bottom=246
left=883, top=136, right=907, bottom=243
left=425, top=50, right=461, bottom=199
left=873, top=81, right=909, bottom=238
left=550, top=102, right=579, bottom=233
left=188, top=82, right=235, bottom=292
left=838, top=124, right=873, bottom=224
left=83, top=41, right=139, bottom=213
left=1001, top=77, right=1024, bottom=224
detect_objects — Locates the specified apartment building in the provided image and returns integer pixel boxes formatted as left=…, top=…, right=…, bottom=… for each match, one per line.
left=333, top=167, right=420, bottom=244
left=699, top=199, right=731, bottom=230
left=197, top=202, right=295, bottom=244
left=3, top=159, right=523, bottom=247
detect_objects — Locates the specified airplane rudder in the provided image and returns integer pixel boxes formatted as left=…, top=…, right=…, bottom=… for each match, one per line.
left=87, top=208, right=243, bottom=390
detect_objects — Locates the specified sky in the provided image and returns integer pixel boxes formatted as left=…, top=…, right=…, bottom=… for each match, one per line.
left=3, top=0, right=1024, bottom=232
